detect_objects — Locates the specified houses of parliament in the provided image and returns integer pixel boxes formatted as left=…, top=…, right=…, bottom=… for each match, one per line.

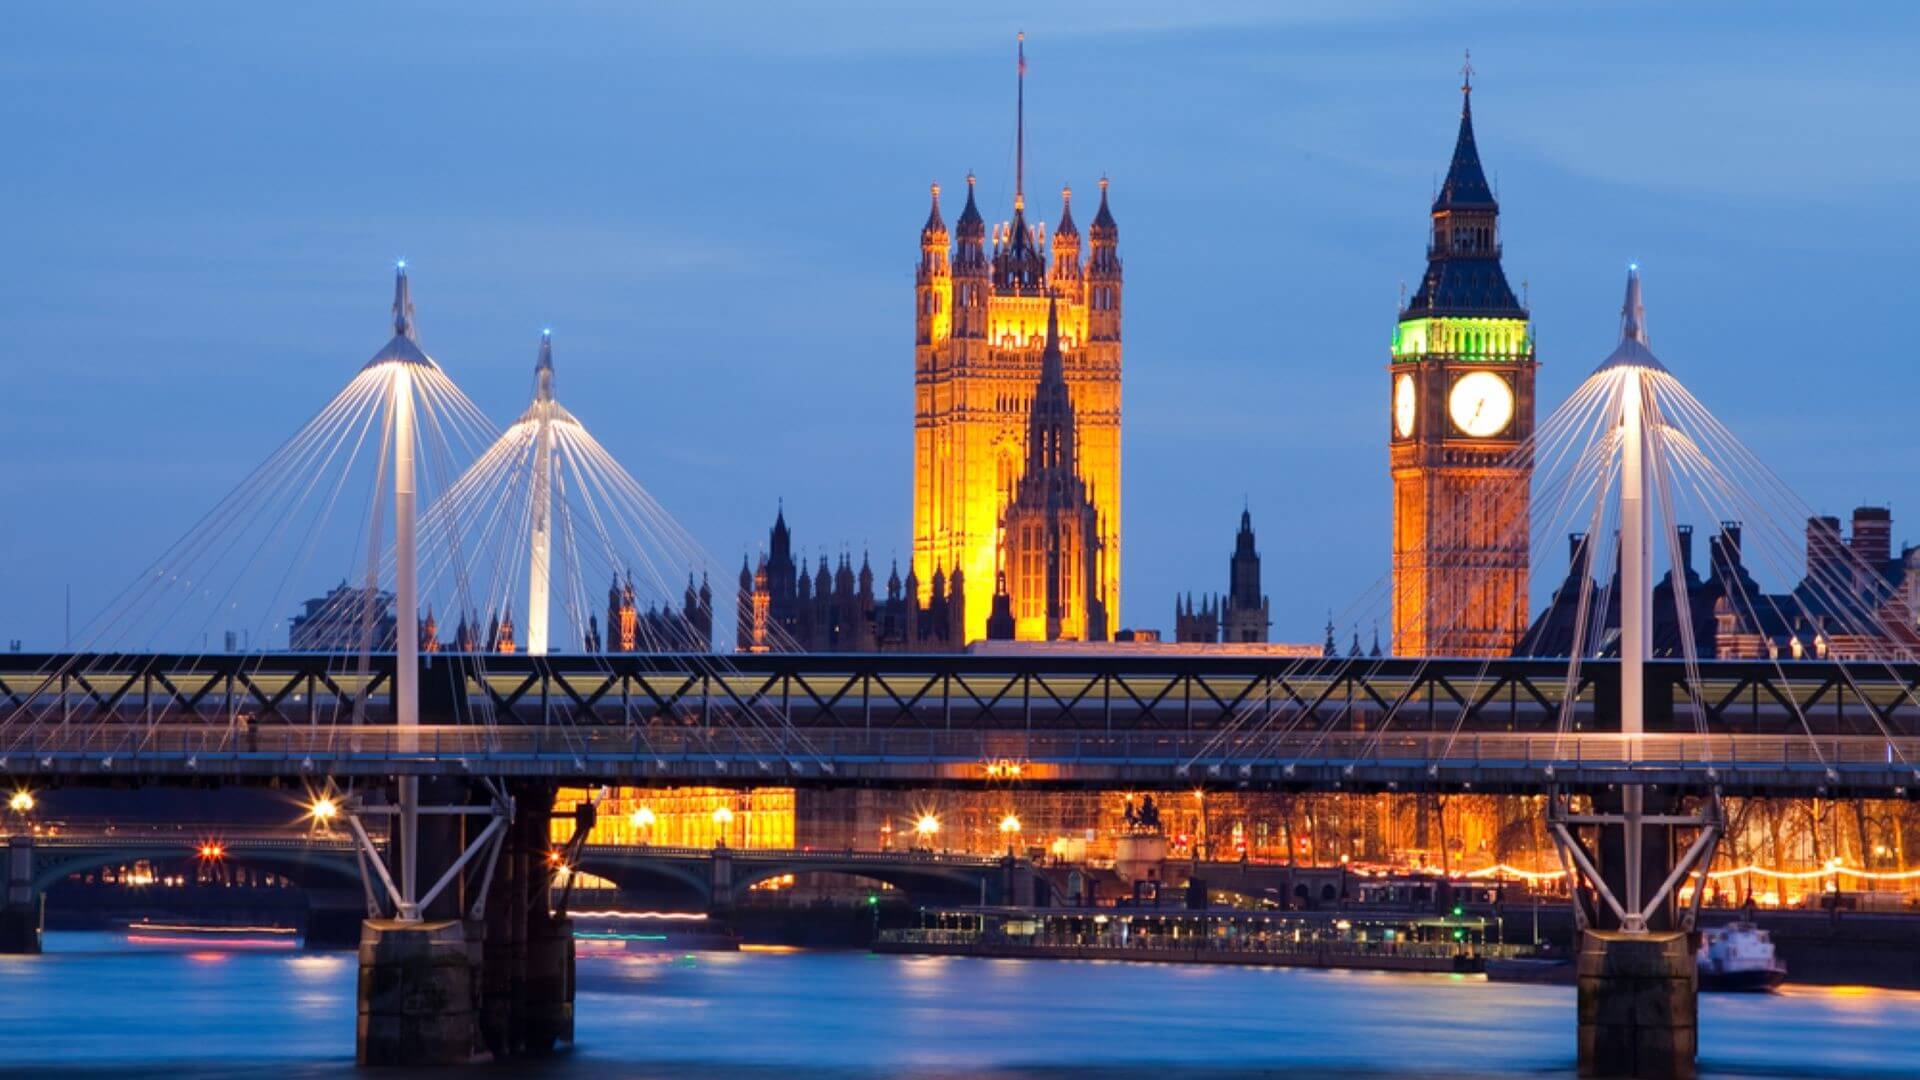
left=912, top=36, right=1123, bottom=644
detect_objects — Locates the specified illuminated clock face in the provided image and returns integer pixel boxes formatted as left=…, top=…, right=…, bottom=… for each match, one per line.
left=1448, top=371, right=1515, bottom=438
left=1393, top=373, right=1416, bottom=438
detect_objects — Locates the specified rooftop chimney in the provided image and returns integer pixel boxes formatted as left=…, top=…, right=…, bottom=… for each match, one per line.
left=1710, top=521, right=1743, bottom=582
left=1807, top=515, right=1844, bottom=586
left=1851, top=506, right=1892, bottom=567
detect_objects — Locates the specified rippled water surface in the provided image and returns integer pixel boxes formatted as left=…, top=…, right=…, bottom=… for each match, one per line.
left=0, top=932, right=1915, bottom=1077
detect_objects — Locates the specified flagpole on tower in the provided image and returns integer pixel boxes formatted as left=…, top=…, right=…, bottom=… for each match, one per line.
left=1015, top=31, right=1026, bottom=211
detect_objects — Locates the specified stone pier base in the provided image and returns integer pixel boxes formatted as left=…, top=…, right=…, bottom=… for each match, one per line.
left=524, top=914, right=575, bottom=1053
left=1577, top=931, right=1697, bottom=1079
left=3, top=837, right=39, bottom=954
left=0, top=902, right=40, bottom=954
left=356, top=919, right=481, bottom=1067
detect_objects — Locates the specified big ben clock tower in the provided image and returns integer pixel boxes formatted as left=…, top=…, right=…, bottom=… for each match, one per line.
left=1389, top=64, right=1536, bottom=658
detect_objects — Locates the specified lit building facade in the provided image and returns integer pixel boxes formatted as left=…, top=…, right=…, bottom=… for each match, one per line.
left=987, top=298, right=1109, bottom=642
left=914, top=42, right=1122, bottom=643
left=554, top=786, right=795, bottom=849
left=1389, top=71, right=1536, bottom=657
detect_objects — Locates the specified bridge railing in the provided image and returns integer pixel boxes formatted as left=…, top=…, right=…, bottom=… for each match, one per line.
left=11, top=654, right=1920, bottom=738
left=5, top=724, right=1915, bottom=774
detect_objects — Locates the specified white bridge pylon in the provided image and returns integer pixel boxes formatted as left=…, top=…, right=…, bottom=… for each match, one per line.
left=1547, top=267, right=1720, bottom=934
left=526, top=332, right=557, bottom=656
left=416, top=330, right=724, bottom=657
left=351, top=264, right=513, bottom=923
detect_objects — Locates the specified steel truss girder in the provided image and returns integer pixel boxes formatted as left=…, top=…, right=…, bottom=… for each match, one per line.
left=1548, top=783, right=1722, bottom=934
left=342, top=778, right=515, bottom=923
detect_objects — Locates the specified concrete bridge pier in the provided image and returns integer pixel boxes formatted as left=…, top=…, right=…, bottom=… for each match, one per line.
left=477, top=801, right=528, bottom=1059
left=709, top=847, right=734, bottom=911
left=515, top=786, right=573, bottom=1054
left=470, top=782, right=574, bottom=1060
left=1578, top=931, right=1697, bottom=1079
left=1566, top=787, right=1705, bottom=1080
left=2, top=836, right=42, bottom=954
left=1000, top=856, right=1039, bottom=907
left=357, top=777, right=483, bottom=1067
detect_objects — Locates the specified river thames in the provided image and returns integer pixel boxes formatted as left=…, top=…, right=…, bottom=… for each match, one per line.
left=0, top=933, right=1915, bottom=1077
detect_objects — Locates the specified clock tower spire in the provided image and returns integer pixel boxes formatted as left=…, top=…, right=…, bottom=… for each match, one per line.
left=1388, top=63, right=1536, bottom=658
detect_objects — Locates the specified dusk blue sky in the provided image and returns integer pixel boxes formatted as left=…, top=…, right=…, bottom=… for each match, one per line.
left=4, top=2, right=1918, bottom=647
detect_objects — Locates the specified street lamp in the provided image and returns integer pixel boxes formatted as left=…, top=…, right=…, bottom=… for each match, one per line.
left=8, top=790, right=33, bottom=814
left=630, top=805, right=656, bottom=843
left=310, top=796, right=338, bottom=823
left=712, top=805, right=735, bottom=848
left=998, top=814, right=1021, bottom=856
left=914, top=813, right=940, bottom=851
left=1192, top=788, right=1208, bottom=863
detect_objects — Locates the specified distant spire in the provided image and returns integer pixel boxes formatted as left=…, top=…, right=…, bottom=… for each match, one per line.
left=1091, top=175, right=1117, bottom=236
left=923, top=181, right=946, bottom=236
left=1041, top=293, right=1063, bottom=378
left=1022, top=294, right=1076, bottom=479
left=957, top=172, right=984, bottom=236
left=1015, top=32, right=1027, bottom=212
left=392, top=260, right=416, bottom=340
left=1054, top=184, right=1077, bottom=238
left=1434, top=59, right=1494, bottom=210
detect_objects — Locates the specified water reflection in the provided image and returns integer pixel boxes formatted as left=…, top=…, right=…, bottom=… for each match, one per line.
left=0, top=932, right=1914, bottom=1077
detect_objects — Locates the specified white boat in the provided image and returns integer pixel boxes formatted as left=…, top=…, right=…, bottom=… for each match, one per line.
left=1697, top=921, right=1786, bottom=992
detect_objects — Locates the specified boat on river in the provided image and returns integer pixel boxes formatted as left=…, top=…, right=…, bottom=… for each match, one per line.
left=1697, top=921, right=1787, bottom=992
left=123, top=920, right=298, bottom=948
left=1484, top=942, right=1574, bottom=985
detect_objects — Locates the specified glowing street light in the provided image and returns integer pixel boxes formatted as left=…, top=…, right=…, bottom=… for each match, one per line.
left=8, top=790, right=34, bottom=814
left=310, top=796, right=339, bottom=823
left=913, top=813, right=941, bottom=851
left=998, top=814, right=1021, bottom=856
left=198, top=842, right=225, bottom=860
left=712, top=805, right=735, bottom=848
left=629, top=806, right=656, bottom=838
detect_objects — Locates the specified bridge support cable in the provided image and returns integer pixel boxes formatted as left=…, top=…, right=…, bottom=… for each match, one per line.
left=408, top=331, right=826, bottom=773
left=1653, top=397, right=1920, bottom=772
left=1189, top=363, right=1622, bottom=780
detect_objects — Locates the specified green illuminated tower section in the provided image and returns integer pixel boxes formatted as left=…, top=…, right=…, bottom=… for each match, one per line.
left=1388, top=70, right=1536, bottom=658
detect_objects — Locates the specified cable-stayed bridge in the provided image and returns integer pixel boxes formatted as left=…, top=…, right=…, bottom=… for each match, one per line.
left=6, top=264, right=1918, bottom=1076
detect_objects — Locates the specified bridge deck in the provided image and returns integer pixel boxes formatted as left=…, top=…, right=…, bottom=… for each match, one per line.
left=5, top=654, right=1918, bottom=793
left=2, top=725, right=1914, bottom=793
